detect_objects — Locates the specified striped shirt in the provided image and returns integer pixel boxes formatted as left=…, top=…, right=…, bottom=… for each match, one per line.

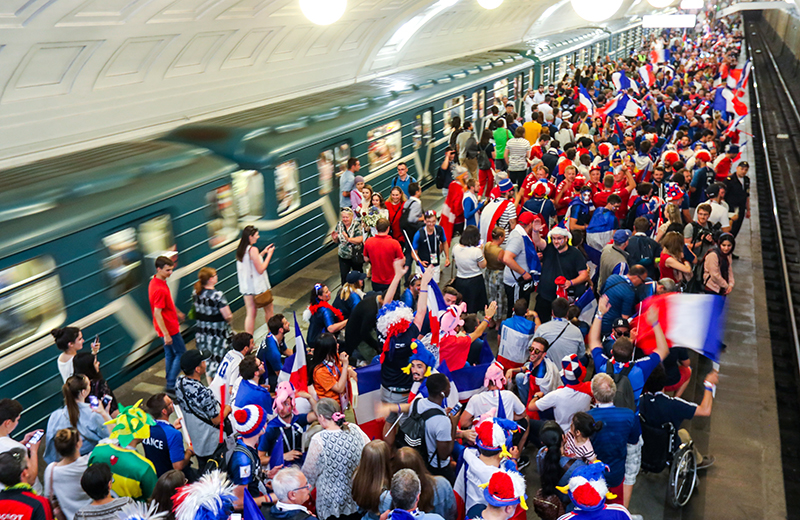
left=563, top=430, right=596, bottom=463
left=496, top=202, right=517, bottom=246
left=506, top=137, right=532, bottom=171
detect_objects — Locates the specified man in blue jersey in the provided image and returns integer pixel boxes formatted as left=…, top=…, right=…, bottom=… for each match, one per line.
left=589, top=297, right=668, bottom=508
left=257, top=314, right=292, bottom=390
left=229, top=404, right=278, bottom=510
left=497, top=298, right=540, bottom=370
left=258, top=382, right=317, bottom=467
left=235, top=355, right=272, bottom=413
left=143, top=393, right=193, bottom=479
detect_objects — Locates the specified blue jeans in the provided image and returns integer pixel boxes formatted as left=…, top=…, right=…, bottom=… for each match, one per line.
left=164, top=333, right=186, bottom=389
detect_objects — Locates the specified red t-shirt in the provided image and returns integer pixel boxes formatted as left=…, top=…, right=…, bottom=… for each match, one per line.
left=439, top=334, right=472, bottom=371
left=149, top=277, right=180, bottom=337
left=363, top=234, right=404, bottom=285
left=386, top=201, right=405, bottom=243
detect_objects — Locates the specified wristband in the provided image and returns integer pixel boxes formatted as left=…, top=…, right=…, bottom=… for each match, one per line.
left=420, top=289, right=428, bottom=293
left=483, top=318, right=491, bottom=324
left=703, top=381, right=716, bottom=397
left=397, top=403, right=402, bottom=414
left=594, top=312, right=604, bottom=320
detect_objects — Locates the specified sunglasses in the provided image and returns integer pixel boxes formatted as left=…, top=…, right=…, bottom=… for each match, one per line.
left=529, top=347, right=545, bottom=355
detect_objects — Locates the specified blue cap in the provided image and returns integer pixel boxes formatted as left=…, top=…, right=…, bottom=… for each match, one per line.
left=498, top=178, right=514, bottom=193
left=613, top=229, right=631, bottom=244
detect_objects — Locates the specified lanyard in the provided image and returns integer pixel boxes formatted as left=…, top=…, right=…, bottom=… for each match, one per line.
left=280, top=424, right=296, bottom=453
left=425, top=230, right=438, bottom=256
left=323, top=360, right=341, bottom=378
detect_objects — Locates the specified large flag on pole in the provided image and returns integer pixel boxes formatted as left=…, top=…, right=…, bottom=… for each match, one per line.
left=633, top=293, right=726, bottom=362
left=597, top=93, right=644, bottom=119
left=277, top=312, right=309, bottom=392
left=611, top=70, right=638, bottom=93
left=713, top=87, right=748, bottom=117
left=578, top=84, right=595, bottom=115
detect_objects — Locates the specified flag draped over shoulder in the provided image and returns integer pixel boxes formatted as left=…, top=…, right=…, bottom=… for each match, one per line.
left=277, top=312, right=309, bottom=392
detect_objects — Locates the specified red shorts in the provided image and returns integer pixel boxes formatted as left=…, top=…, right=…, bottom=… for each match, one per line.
left=607, top=483, right=624, bottom=505
left=664, top=365, right=692, bottom=393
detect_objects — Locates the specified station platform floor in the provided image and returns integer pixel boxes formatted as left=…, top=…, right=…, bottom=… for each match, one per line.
left=117, top=138, right=785, bottom=519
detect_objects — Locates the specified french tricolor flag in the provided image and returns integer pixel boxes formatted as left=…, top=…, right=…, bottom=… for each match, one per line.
left=713, top=86, right=748, bottom=117
left=726, top=60, right=751, bottom=93
left=611, top=70, right=638, bottom=93
left=277, top=311, right=309, bottom=392
left=578, top=84, right=595, bottom=115
left=638, top=64, right=656, bottom=88
left=634, top=293, right=726, bottom=362
left=723, top=114, right=746, bottom=137
left=649, top=48, right=671, bottom=64
left=597, top=93, right=644, bottom=119
left=444, top=361, right=494, bottom=404
left=350, top=363, right=384, bottom=440
left=423, top=267, right=447, bottom=345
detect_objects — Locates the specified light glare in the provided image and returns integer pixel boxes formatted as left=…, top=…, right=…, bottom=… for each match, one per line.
left=300, top=0, right=347, bottom=25
left=570, top=0, right=623, bottom=22
left=478, top=0, right=504, bottom=8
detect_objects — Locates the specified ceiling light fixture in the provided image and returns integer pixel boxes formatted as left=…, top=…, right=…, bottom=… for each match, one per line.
left=570, top=0, right=623, bottom=22
left=300, top=0, right=347, bottom=25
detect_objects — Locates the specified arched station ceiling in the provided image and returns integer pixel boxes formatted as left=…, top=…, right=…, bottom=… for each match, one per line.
left=0, top=0, right=666, bottom=168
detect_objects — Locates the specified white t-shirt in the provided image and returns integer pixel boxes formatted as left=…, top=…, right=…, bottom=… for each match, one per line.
left=533, top=91, right=546, bottom=105
left=57, top=355, right=73, bottom=383
left=454, top=245, right=485, bottom=279
left=465, top=390, right=525, bottom=421
left=535, top=386, right=593, bottom=432
left=694, top=201, right=730, bottom=230
left=538, top=103, right=553, bottom=123
left=209, top=350, right=245, bottom=403
left=44, top=457, right=92, bottom=519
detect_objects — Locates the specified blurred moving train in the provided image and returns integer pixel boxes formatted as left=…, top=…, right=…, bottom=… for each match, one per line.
left=0, top=17, right=651, bottom=433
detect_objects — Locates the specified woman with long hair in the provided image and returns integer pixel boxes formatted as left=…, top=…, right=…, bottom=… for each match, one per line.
left=72, top=352, right=118, bottom=417
left=235, top=225, right=275, bottom=335
left=44, top=375, right=112, bottom=463
left=452, top=225, right=489, bottom=313
left=192, top=266, right=233, bottom=377
left=44, top=428, right=92, bottom=520
left=392, top=447, right=456, bottom=520
left=334, top=272, right=366, bottom=319
left=352, top=440, right=392, bottom=520
left=302, top=398, right=369, bottom=520
left=385, top=187, right=407, bottom=244
left=358, top=185, right=374, bottom=219
left=332, top=208, right=365, bottom=285
left=448, top=115, right=463, bottom=151
left=704, top=233, right=735, bottom=296
left=53, top=327, right=99, bottom=383
left=655, top=203, right=684, bottom=242
left=151, top=470, right=187, bottom=520
left=536, top=421, right=585, bottom=507
left=305, top=284, right=347, bottom=346
left=659, top=231, right=692, bottom=283
left=478, top=129, right=496, bottom=197
left=483, top=226, right=506, bottom=325
left=310, top=333, right=355, bottom=401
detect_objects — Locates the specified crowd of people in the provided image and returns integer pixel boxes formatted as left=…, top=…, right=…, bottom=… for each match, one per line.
left=0, top=12, right=750, bottom=520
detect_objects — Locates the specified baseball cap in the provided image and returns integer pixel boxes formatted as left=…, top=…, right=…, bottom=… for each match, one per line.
left=346, top=271, right=367, bottom=284
left=518, top=211, right=535, bottom=225
left=181, top=349, right=211, bottom=375
left=613, top=229, right=631, bottom=244
left=613, top=317, right=630, bottom=329
left=739, top=161, right=750, bottom=168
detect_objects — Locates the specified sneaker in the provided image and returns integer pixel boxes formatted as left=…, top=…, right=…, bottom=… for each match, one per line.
left=697, top=455, right=716, bottom=470
left=517, top=455, right=531, bottom=470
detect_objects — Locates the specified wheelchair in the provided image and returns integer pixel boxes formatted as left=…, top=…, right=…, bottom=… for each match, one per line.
left=639, top=415, right=698, bottom=507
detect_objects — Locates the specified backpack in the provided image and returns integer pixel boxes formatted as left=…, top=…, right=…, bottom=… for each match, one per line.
left=203, top=440, right=232, bottom=475
left=400, top=199, right=424, bottom=240
left=477, top=145, right=492, bottom=170
left=226, top=440, right=259, bottom=481
left=606, top=361, right=636, bottom=412
left=623, top=198, right=647, bottom=230
left=398, top=399, right=446, bottom=465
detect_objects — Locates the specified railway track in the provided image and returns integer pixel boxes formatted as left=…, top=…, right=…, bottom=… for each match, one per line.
left=748, top=20, right=800, bottom=507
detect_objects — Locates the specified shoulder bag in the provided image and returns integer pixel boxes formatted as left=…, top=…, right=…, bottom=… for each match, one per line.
left=47, top=465, right=68, bottom=520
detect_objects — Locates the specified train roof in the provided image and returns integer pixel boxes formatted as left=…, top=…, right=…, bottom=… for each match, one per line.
left=164, top=50, right=533, bottom=169
left=502, top=27, right=610, bottom=61
left=0, top=141, right=238, bottom=260
left=601, top=16, right=643, bottom=35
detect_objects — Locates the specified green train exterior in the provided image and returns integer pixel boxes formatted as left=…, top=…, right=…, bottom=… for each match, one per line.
left=0, top=22, right=645, bottom=435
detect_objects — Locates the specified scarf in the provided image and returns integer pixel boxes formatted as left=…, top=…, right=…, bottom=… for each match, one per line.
left=308, top=301, right=344, bottom=322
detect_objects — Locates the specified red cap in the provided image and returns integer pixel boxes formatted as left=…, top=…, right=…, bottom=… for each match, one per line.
left=518, top=212, right=535, bottom=225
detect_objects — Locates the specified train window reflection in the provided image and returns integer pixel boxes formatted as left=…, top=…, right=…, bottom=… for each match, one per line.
left=443, top=97, right=465, bottom=135
left=334, top=142, right=350, bottom=174
left=103, top=227, right=141, bottom=295
left=276, top=160, right=301, bottom=216
left=139, top=215, right=175, bottom=257
left=0, top=256, right=66, bottom=357
left=414, top=110, right=432, bottom=150
left=317, top=150, right=334, bottom=195
left=232, top=169, right=264, bottom=220
left=492, top=79, right=508, bottom=106
left=207, top=184, right=238, bottom=248
left=367, top=121, right=402, bottom=170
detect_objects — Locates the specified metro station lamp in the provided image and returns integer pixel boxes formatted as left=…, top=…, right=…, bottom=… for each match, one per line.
left=300, top=0, right=347, bottom=25
left=570, top=0, right=623, bottom=22
left=478, top=0, right=504, bottom=8
left=647, top=0, right=675, bottom=7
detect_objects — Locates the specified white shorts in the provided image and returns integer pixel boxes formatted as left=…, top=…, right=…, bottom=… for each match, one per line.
left=624, top=435, right=644, bottom=485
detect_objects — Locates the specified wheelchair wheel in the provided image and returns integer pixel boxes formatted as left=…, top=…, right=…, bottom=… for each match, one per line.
left=668, top=447, right=697, bottom=507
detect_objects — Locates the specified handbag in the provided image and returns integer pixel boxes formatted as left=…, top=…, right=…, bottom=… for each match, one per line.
left=47, top=465, right=68, bottom=520
left=254, top=289, right=273, bottom=308
left=532, top=488, right=565, bottom=520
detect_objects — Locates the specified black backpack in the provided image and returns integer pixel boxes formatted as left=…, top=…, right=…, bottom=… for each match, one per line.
left=398, top=399, right=446, bottom=465
left=400, top=199, right=424, bottom=240
left=606, top=361, right=636, bottom=412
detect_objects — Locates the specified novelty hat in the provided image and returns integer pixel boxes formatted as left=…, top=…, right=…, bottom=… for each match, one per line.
left=105, top=399, right=156, bottom=448
left=231, top=405, right=267, bottom=438
left=481, top=470, right=528, bottom=511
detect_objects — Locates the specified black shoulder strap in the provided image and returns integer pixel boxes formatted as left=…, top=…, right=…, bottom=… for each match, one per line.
left=550, top=323, right=571, bottom=346
left=420, top=407, right=446, bottom=421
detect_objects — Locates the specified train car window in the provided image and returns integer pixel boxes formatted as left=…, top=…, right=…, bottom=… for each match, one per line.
left=514, top=74, right=523, bottom=104
left=528, top=68, right=535, bottom=90
left=334, top=142, right=350, bottom=174
left=442, top=97, right=465, bottom=135
left=206, top=184, right=238, bottom=248
left=367, top=120, right=402, bottom=170
left=232, top=169, right=265, bottom=220
left=275, top=160, right=301, bottom=216
left=0, top=256, right=66, bottom=357
left=413, top=110, right=433, bottom=150
left=317, top=150, right=335, bottom=195
left=102, top=227, right=142, bottom=295
left=139, top=215, right=175, bottom=257
left=471, top=89, right=485, bottom=124
left=492, top=80, right=508, bottom=106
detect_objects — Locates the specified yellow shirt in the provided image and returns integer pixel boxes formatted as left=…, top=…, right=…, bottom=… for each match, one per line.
left=523, top=121, right=541, bottom=145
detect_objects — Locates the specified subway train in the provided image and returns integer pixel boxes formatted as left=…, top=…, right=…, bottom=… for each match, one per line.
left=0, top=17, right=650, bottom=433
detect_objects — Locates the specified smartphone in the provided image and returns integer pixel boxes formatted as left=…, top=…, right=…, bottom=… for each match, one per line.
left=25, top=430, right=44, bottom=449
left=449, top=402, right=462, bottom=416
left=88, top=395, right=99, bottom=409
left=230, top=515, right=242, bottom=520
left=102, top=395, right=113, bottom=407
left=92, top=335, right=100, bottom=349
